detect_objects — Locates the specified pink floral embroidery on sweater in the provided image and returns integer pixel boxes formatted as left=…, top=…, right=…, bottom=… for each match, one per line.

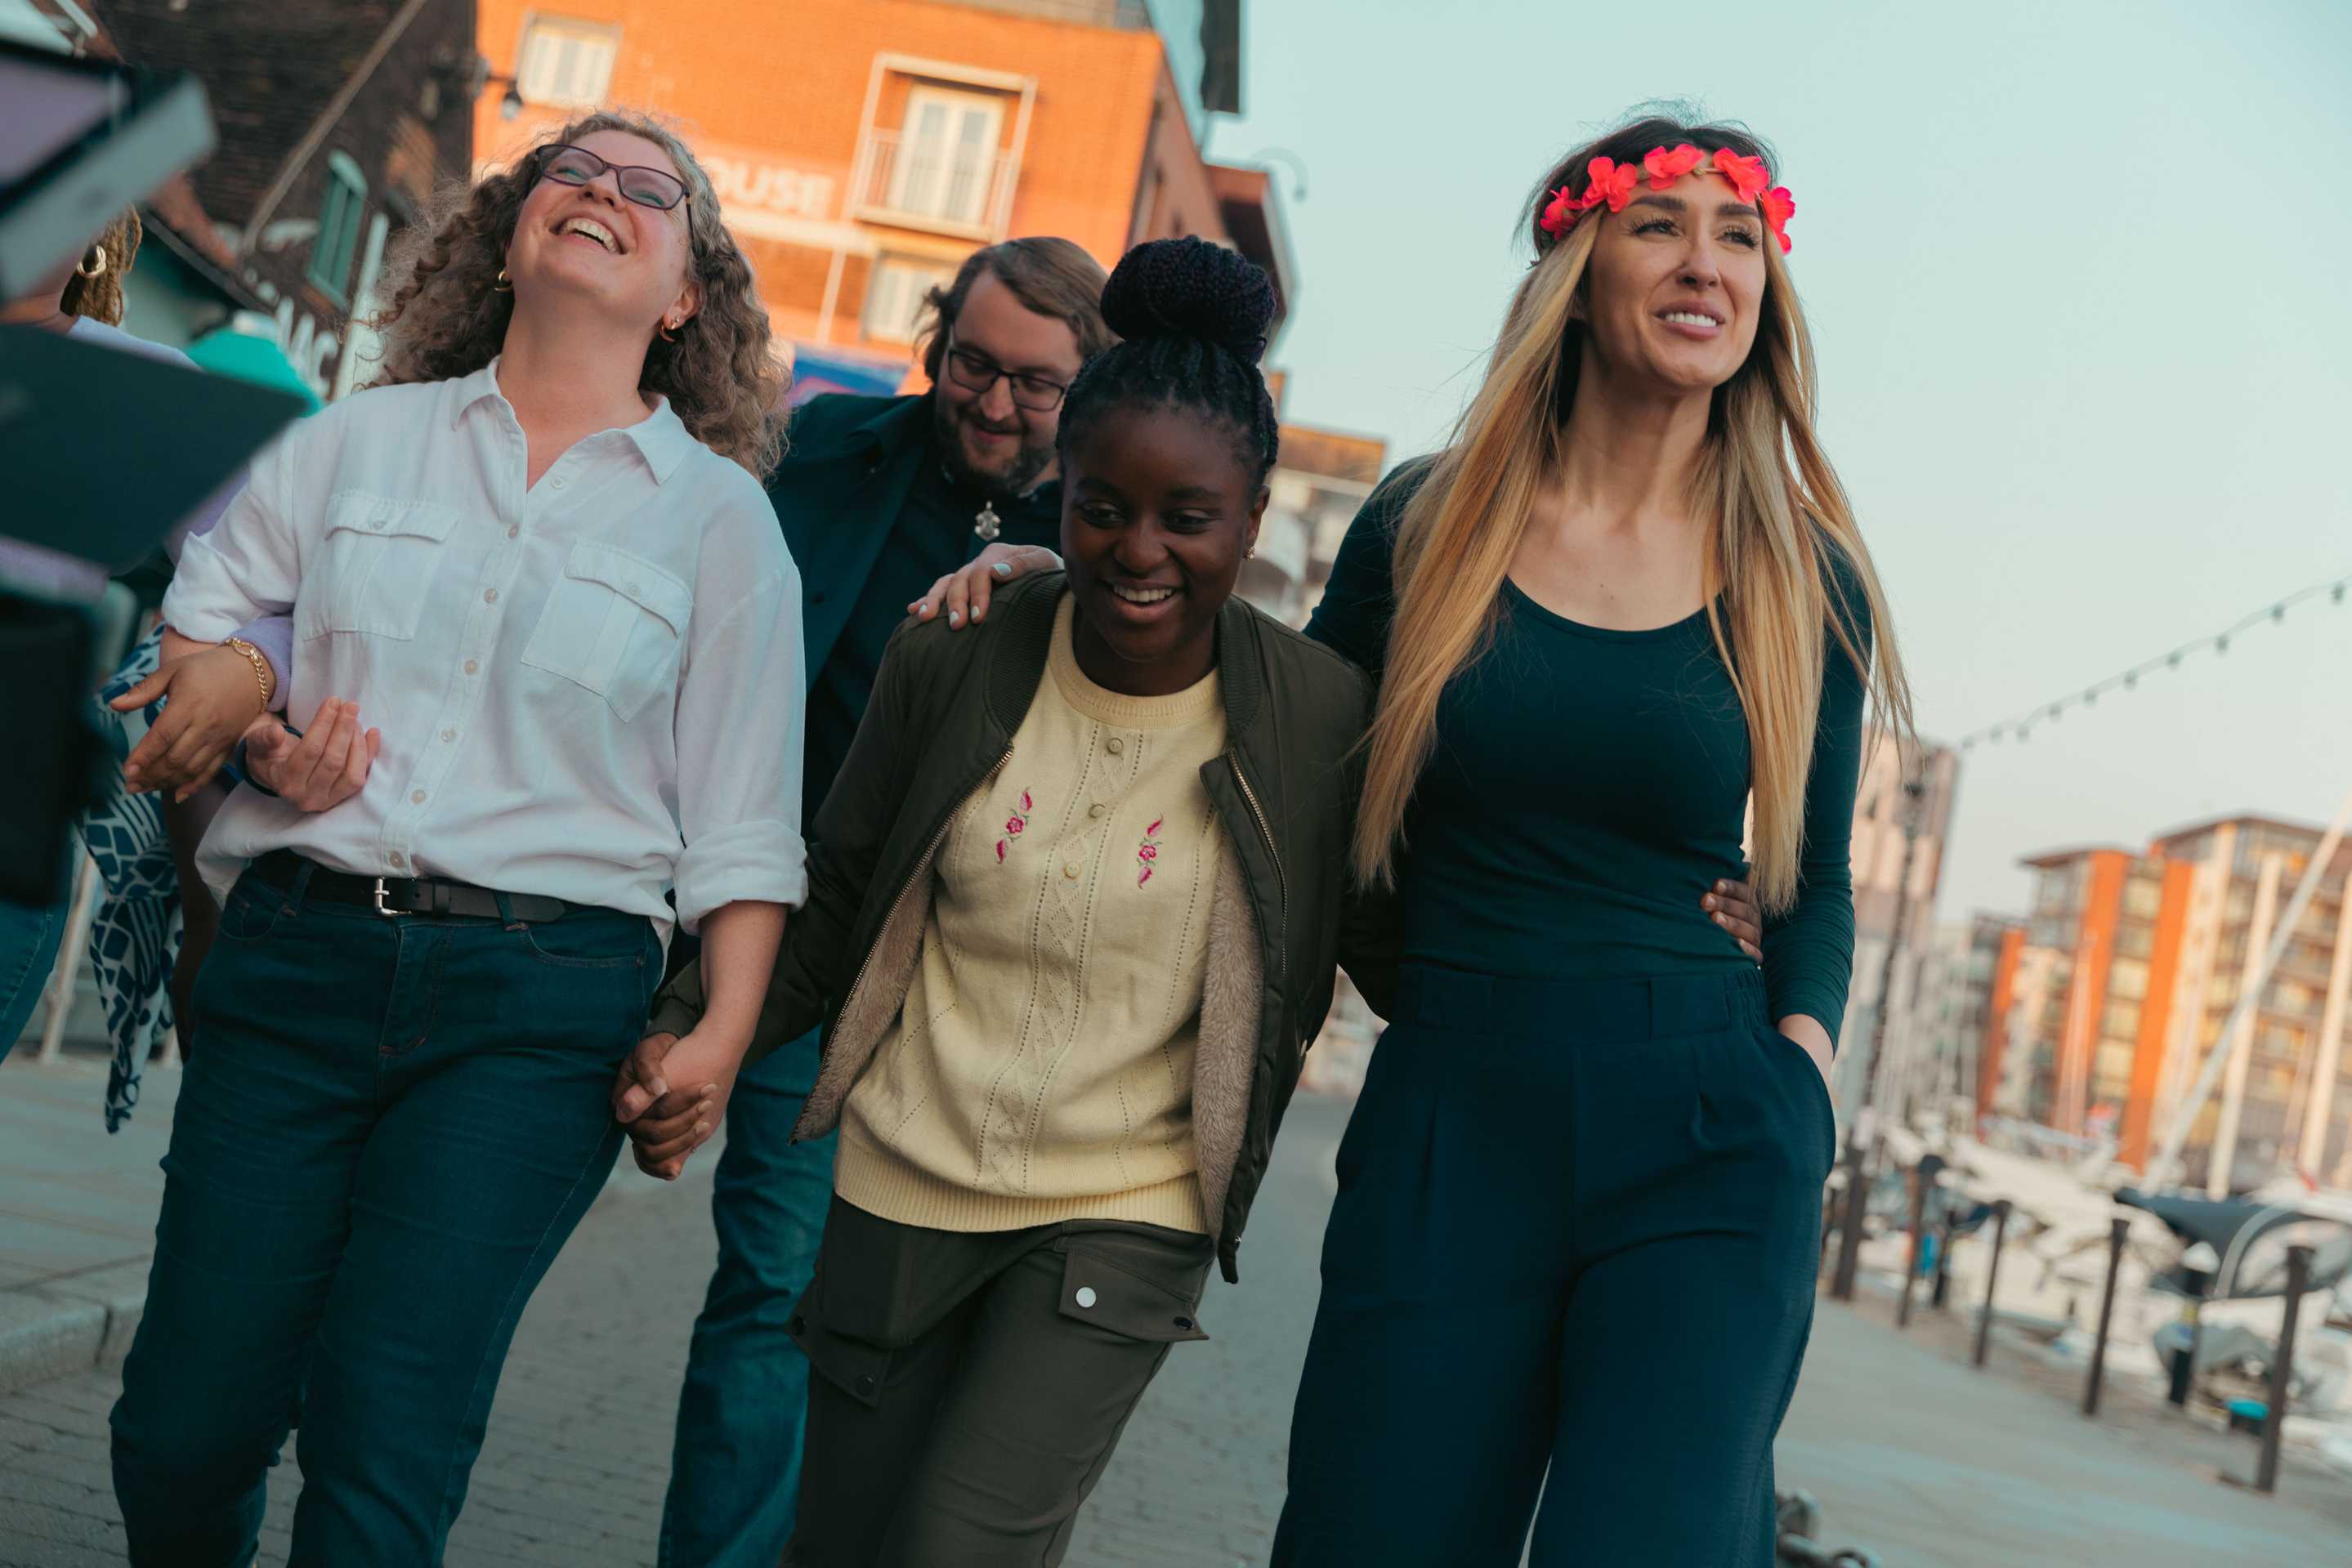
left=1136, top=817, right=1163, bottom=886
left=996, top=789, right=1033, bottom=864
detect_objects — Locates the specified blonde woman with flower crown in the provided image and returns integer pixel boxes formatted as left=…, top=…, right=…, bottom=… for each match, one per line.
left=1266, top=113, right=1910, bottom=1568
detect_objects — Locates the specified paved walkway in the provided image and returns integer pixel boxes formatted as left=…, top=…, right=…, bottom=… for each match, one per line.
left=1779, top=1293, right=2352, bottom=1566
left=0, top=1058, right=175, bottom=1398
left=5, top=1059, right=2350, bottom=1565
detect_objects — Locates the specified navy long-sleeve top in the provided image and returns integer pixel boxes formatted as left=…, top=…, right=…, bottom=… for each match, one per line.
left=1304, top=462, right=1867, bottom=1048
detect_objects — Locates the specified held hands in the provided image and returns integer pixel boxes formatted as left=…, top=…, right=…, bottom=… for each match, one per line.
left=115, top=641, right=275, bottom=801
left=243, top=698, right=381, bottom=812
left=612, top=1029, right=743, bottom=1180
left=908, top=543, right=1062, bottom=630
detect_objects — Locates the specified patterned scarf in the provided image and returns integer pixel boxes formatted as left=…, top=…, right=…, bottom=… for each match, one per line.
left=85, top=626, right=183, bottom=1131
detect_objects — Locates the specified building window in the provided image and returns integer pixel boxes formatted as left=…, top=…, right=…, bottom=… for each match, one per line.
left=862, top=257, right=954, bottom=344
left=886, top=88, right=1003, bottom=227
left=309, top=151, right=367, bottom=299
left=516, top=14, right=619, bottom=108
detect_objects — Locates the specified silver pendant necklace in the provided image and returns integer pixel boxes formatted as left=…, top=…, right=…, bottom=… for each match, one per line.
left=973, top=501, right=1003, bottom=543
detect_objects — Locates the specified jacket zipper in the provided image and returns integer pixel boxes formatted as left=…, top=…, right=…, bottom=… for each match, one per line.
left=1228, top=749, right=1287, bottom=981
left=831, top=742, right=1014, bottom=1028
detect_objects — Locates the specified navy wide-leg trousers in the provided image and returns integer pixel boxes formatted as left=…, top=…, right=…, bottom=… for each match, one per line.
left=1274, top=964, right=1836, bottom=1567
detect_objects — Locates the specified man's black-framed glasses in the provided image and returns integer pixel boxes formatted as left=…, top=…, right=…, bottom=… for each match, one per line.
left=534, top=144, right=691, bottom=212
left=943, top=335, right=1070, bottom=413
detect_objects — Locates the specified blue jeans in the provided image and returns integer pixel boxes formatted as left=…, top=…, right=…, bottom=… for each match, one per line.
left=110, top=859, right=660, bottom=1566
left=657, top=1029, right=835, bottom=1568
left=0, top=888, right=67, bottom=1066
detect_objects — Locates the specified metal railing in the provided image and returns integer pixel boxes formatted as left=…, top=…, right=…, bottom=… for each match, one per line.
left=851, top=129, right=1017, bottom=240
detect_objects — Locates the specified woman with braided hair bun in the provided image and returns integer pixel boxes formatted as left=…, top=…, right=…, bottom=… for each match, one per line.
left=625, top=236, right=1433, bottom=1566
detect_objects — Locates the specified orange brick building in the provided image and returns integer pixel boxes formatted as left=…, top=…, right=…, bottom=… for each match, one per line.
left=469, top=0, right=1279, bottom=388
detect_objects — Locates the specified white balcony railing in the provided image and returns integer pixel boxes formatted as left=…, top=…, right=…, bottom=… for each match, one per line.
left=852, top=128, right=1017, bottom=239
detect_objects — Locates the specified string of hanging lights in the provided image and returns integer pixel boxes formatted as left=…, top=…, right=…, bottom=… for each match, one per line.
left=1954, top=570, right=2352, bottom=753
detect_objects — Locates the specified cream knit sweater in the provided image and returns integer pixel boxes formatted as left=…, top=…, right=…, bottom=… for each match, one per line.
left=834, top=595, right=1228, bottom=1233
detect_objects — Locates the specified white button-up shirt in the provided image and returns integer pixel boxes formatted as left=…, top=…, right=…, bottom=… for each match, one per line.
left=163, top=359, right=806, bottom=936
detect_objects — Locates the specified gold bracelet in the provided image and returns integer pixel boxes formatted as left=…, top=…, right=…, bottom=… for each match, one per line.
left=220, top=637, right=275, bottom=707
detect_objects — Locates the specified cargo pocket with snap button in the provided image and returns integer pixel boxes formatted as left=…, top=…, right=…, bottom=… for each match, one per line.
left=1054, top=1249, right=1210, bottom=1343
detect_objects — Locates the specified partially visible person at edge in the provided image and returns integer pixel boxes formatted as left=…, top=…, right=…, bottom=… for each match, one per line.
left=625, top=236, right=1768, bottom=1566
left=917, top=111, right=1909, bottom=1566
left=105, top=112, right=806, bottom=1567
left=627, top=235, right=1114, bottom=1568
left=0, top=208, right=293, bottom=1066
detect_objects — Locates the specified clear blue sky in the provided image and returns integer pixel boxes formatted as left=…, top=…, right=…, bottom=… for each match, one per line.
left=1207, top=0, right=2352, bottom=921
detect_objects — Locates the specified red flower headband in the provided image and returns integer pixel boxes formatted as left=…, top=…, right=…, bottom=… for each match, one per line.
left=1539, top=144, right=1795, bottom=253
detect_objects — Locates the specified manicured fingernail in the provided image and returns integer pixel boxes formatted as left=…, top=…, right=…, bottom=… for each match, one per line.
left=916, top=601, right=928, bottom=614
left=948, top=610, right=961, bottom=626
left=649, top=1078, right=667, bottom=1098
left=693, top=1121, right=708, bottom=1137
left=1702, top=895, right=1716, bottom=909
left=991, top=562, right=1011, bottom=577
left=1715, top=913, right=1729, bottom=926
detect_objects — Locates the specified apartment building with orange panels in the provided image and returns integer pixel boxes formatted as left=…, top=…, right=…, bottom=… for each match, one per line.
left=1974, top=918, right=2025, bottom=1115
left=1985, top=815, right=2352, bottom=1192
left=469, top=0, right=1272, bottom=384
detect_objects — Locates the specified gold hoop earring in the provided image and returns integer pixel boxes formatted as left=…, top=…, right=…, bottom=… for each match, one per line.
left=76, top=245, right=108, bottom=280
left=494, top=266, right=512, bottom=292
left=658, top=317, right=679, bottom=342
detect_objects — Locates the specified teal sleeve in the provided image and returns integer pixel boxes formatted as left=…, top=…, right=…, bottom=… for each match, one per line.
left=1760, top=565, right=1871, bottom=1052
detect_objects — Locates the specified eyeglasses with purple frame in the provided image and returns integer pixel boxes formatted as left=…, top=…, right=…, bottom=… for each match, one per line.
left=533, top=143, right=692, bottom=213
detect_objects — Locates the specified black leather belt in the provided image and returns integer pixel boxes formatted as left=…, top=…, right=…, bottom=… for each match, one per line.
left=250, top=851, right=575, bottom=922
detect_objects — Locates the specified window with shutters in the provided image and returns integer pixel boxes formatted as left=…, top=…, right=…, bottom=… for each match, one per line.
left=850, top=61, right=1031, bottom=239
left=886, top=89, right=1003, bottom=226
left=863, top=257, right=955, bottom=344
left=516, top=15, right=619, bottom=108
left=309, top=152, right=368, bottom=300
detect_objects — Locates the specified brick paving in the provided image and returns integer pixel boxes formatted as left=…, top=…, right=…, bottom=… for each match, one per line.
left=0, top=1088, right=1350, bottom=1568
left=8, top=1079, right=2352, bottom=1566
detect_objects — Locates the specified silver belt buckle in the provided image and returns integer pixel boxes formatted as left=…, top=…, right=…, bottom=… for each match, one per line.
left=373, top=877, right=406, bottom=918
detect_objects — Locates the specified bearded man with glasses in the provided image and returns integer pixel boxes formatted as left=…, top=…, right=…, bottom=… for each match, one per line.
left=646, top=236, right=1115, bottom=1568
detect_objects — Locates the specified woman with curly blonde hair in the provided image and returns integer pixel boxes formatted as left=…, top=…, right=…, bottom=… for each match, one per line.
left=108, top=112, right=809, bottom=1566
